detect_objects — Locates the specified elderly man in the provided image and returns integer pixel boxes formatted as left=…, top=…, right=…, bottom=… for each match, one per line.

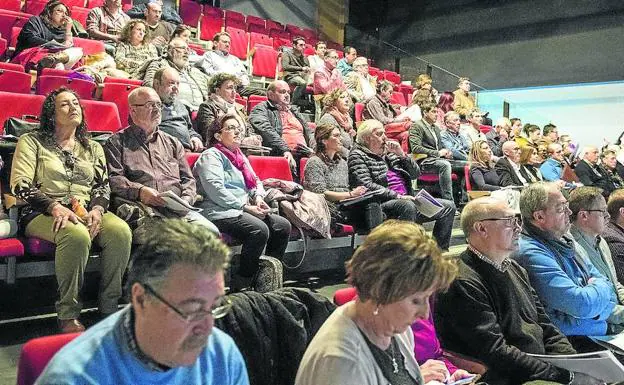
left=460, top=109, right=486, bottom=148
left=540, top=143, right=576, bottom=189
left=363, top=80, right=411, bottom=152
left=152, top=67, right=203, bottom=152
left=440, top=111, right=470, bottom=161
left=435, top=197, right=598, bottom=385
left=281, top=36, right=310, bottom=106
left=142, top=37, right=209, bottom=111
left=348, top=119, right=456, bottom=250
left=143, top=0, right=173, bottom=48
left=517, top=182, right=617, bottom=344
left=196, top=32, right=265, bottom=97
left=104, top=87, right=218, bottom=240
left=603, top=189, right=624, bottom=283
left=336, top=46, right=357, bottom=77
left=495, top=141, right=528, bottom=187
left=249, top=80, right=313, bottom=168
left=344, top=56, right=376, bottom=102
left=486, top=117, right=510, bottom=157
left=409, top=102, right=454, bottom=201
left=452, top=77, right=475, bottom=118
left=85, top=0, right=129, bottom=54
left=575, top=146, right=613, bottom=196
left=36, top=220, right=249, bottom=385
left=569, top=187, right=624, bottom=332
left=312, top=49, right=345, bottom=95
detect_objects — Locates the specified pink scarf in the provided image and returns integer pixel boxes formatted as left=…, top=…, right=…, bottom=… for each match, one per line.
left=214, top=143, right=257, bottom=190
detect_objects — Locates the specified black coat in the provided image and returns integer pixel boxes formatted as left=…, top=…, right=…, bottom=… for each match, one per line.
left=574, top=160, right=616, bottom=196
left=215, top=288, right=335, bottom=385
left=495, top=157, right=525, bottom=187
left=249, top=100, right=312, bottom=156
left=15, top=16, right=66, bottom=56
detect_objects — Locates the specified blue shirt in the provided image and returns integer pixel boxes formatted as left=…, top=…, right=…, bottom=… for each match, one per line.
left=336, top=58, right=353, bottom=77
left=36, top=307, right=250, bottom=385
left=440, top=129, right=470, bottom=161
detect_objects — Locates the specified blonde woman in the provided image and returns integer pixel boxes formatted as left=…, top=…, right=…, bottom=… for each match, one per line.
left=469, top=140, right=500, bottom=191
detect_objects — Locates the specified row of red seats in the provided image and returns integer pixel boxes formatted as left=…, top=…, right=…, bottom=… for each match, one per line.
left=0, top=0, right=131, bottom=14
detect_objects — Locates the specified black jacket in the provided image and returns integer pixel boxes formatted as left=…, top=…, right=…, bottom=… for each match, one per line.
left=485, top=129, right=504, bottom=157
left=574, top=160, right=616, bottom=196
left=126, top=3, right=182, bottom=24
left=281, top=48, right=309, bottom=81
left=347, top=144, right=420, bottom=201
left=435, top=249, right=576, bottom=385
left=495, top=157, right=525, bottom=187
left=215, top=288, right=335, bottom=385
left=248, top=100, right=312, bottom=156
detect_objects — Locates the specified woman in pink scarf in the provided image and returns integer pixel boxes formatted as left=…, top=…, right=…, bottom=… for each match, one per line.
left=318, top=89, right=356, bottom=157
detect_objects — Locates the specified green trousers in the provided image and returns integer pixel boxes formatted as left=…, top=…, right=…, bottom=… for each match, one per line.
left=26, top=212, right=132, bottom=320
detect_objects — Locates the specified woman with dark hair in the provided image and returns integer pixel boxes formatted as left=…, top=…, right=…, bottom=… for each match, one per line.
left=197, top=72, right=261, bottom=147
left=318, top=89, right=355, bottom=157
left=193, top=113, right=290, bottom=290
left=519, top=146, right=544, bottom=183
left=468, top=140, right=501, bottom=191
left=303, top=123, right=367, bottom=228
left=10, top=88, right=132, bottom=333
left=515, top=124, right=541, bottom=148
left=114, top=19, right=158, bottom=79
left=171, top=24, right=203, bottom=64
left=436, top=91, right=454, bottom=126
left=12, top=0, right=84, bottom=71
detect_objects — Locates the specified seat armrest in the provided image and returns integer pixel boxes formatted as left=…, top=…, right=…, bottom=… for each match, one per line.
left=442, top=351, right=488, bottom=375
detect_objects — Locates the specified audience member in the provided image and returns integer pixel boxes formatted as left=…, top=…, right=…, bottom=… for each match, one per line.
left=604, top=189, right=624, bottom=284
left=348, top=120, right=456, bottom=249
left=436, top=197, right=598, bottom=385
left=601, top=149, right=624, bottom=190
left=575, top=146, right=616, bottom=196
left=13, top=0, right=84, bottom=71
left=540, top=143, right=573, bottom=187
left=296, top=220, right=465, bottom=385
left=435, top=91, right=454, bottom=127
left=515, top=124, right=541, bottom=148
left=307, top=41, right=326, bottom=75
left=282, top=36, right=311, bottom=106
left=114, top=19, right=158, bottom=79
left=303, top=124, right=368, bottom=228
left=495, top=141, right=528, bottom=187
left=363, top=80, right=411, bottom=152
left=197, top=73, right=259, bottom=148
left=318, top=89, right=355, bottom=157
left=313, top=49, right=345, bottom=95
left=460, top=109, right=486, bottom=148
left=197, top=32, right=265, bottom=97
left=452, top=77, right=475, bottom=118
left=409, top=103, right=454, bottom=200
left=171, top=24, right=202, bottom=65
left=86, top=0, right=129, bottom=55
left=569, top=187, right=624, bottom=333
left=542, top=123, right=559, bottom=144
left=519, top=146, right=544, bottom=183
left=36, top=219, right=250, bottom=384
left=143, top=0, right=173, bottom=49
left=510, top=118, right=523, bottom=139
left=517, top=182, right=618, bottom=342
left=249, top=80, right=314, bottom=168
left=344, top=57, right=377, bottom=102
left=10, top=88, right=132, bottom=333
left=336, top=46, right=357, bottom=77
left=440, top=111, right=470, bottom=161
left=413, top=73, right=439, bottom=102
left=194, top=113, right=290, bottom=291
left=104, top=87, right=219, bottom=240
left=486, top=117, right=510, bottom=157
left=468, top=140, right=500, bottom=191
left=142, top=38, right=210, bottom=111
left=152, top=67, right=203, bottom=152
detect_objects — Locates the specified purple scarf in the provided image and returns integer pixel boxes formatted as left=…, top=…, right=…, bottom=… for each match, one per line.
left=214, top=143, right=257, bottom=190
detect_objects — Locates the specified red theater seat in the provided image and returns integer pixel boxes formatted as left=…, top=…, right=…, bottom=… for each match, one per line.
left=86, top=0, right=104, bottom=8
left=249, top=31, right=272, bottom=50
left=81, top=99, right=122, bottom=132
left=251, top=45, right=277, bottom=79
left=0, top=36, right=6, bottom=56
left=185, top=152, right=201, bottom=168
left=199, top=13, right=223, bottom=42
left=70, top=6, right=89, bottom=28
left=265, top=19, right=283, bottom=32
left=103, top=76, right=142, bottom=86
left=0, top=13, right=29, bottom=51
left=246, top=15, right=265, bottom=30
left=354, top=102, right=365, bottom=123
left=224, top=9, right=245, bottom=30
left=0, top=92, right=44, bottom=133
left=36, top=75, right=96, bottom=99
left=247, top=95, right=267, bottom=114
left=179, top=0, right=202, bottom=27
left=248, top=155, right=293, bottom=181
left=383, top=70, right=401, bottom=85
left=0, top=68, right=31, bottom=93
left=390, top=91, right=407, bottom=106
left=0, top=238, right=24, bottom=258
left=17, top=333, right=81, bottom=385
left=24, top=0, right=46, bottom=15
left=333, top=287, right=357, bottom=305
left=0, top=61, right=24, bottom=71
left=225, top=26, right=248, bottom=60
left=100, top=82, right=138, bottom=127
left=0, top=0, right=21, bottom=12
left=368, top=66, right=383, bottom=80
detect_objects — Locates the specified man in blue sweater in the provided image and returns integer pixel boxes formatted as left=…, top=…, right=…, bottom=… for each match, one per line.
left=517, top=182, right=618, bottom=349
left=36, top=219, right=250, bottom=385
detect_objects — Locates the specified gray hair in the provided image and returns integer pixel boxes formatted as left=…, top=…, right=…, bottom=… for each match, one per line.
left=519, top=182, right=559, bottom=222
left=125, top=219, right=230, bottom=293
left=444, top=111, right=460, bottom=124
left=352, top=56, right=368, bottom=67
left=356, top=119, right=383, bottom=146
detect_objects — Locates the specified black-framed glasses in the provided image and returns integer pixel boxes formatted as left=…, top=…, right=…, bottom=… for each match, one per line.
left=142, top=283, right=232, bottom=322
left=480, top=216, right=522, bottom=228
left=132, top=101, right=163, bottom=110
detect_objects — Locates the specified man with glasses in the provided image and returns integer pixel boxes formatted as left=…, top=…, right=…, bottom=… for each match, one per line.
left=37, top=219, right=250, bottom=384
left=540, top=143, right=579, bottom=189
left=281, top=36, right=311, bottom=108
left=105, top=87, right=219, bottom=242
left=344, top=56, right=377, bottom=103
left=495, top=141, right=528, bottom=187
left=518, top=182, right=618, bottom=346
left=435, top=197, right=598, bottom=384
left=569, top=187, right=624, bottom=332
left=312, top=49, right=345, bottom=95
left=574, top=146, right=615, bottom=197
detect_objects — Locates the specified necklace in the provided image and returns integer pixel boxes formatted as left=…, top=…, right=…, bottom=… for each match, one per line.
left=386, top=339, right=399, bottom=374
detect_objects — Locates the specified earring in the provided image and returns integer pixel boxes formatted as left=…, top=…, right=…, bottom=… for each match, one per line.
left=373, top=307, right=379, bottom=316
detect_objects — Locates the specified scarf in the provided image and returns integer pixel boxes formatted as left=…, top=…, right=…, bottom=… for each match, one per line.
left=214, top=143, right=257, bottom=190
left=327, top=106, right=353, bottom=132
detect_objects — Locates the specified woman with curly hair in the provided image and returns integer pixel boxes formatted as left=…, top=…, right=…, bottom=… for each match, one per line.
left=10, top=88, right=132, bottom=333
left=12, top=0, right=85, bottom=71
left=318, top=88, right=355, bottom=157
left=114, top=19, right=158, bottom=79
left=197, top=72, right=260, bottom=147
left=468, top=139, right=501, bottom=191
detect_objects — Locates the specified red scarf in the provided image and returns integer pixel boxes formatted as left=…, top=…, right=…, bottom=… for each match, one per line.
left=327, top=106, right=353, bottom=132
left=214, top=143, right=257, bottom=190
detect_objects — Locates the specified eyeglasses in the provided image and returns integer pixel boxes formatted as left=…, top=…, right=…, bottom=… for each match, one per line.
left=142, top=283, right=232, bottom=322
left=553, top=203, right=570, bottom=214
left=132, top=101, right=162, bottom=110
left=480, top=216, right=522, bottom=228
left=222, top=124, right=241, bottom=132
left=584, top=209, right=610, bottom=218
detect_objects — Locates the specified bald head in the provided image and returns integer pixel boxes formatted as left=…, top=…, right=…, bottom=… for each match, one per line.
left=583, top=146, right=599, bottom=165
left=267, top=80, right=291, bottom=106
left=502, top=141, right=520, bottom=162
left=153, top=67, right=179, bottom=104
left=128, top=87, right=161, bottom=133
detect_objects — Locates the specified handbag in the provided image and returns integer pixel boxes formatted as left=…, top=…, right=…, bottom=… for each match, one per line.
left=3, top=116, right=40, bottom=139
